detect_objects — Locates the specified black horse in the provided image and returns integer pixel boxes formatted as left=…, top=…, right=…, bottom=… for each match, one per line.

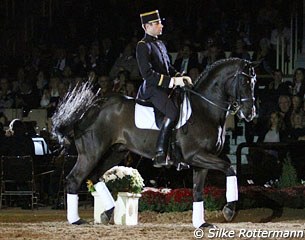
left=52, top=58, right=256, bottom=227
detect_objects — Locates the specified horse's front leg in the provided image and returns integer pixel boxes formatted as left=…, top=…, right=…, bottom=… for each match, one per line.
left=193, top=168, right=216, bottom=229
left=222, top=166, right=238, bottom=222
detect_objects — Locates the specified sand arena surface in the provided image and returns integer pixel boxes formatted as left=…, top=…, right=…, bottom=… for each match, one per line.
left=0, top=207, right=305, bottom=239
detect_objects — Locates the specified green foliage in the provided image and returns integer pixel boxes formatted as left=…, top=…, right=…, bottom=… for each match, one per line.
left=139, top=191, right=166, bottom=212
left=278, top=158, right=299, bottom=189
left=204, top=195, right=225, bottom=211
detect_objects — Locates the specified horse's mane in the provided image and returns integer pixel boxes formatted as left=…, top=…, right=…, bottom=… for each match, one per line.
left=194, top=58, right=249, bottom=87
left=52, top=80, right=100, bottom=136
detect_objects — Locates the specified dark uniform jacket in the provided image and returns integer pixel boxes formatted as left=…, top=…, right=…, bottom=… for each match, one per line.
left=136, top=34, right=181, bottom=97
left=136, top=34, right=181, bottom=120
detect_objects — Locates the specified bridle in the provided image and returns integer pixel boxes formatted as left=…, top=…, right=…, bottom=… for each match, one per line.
left=184, top=63, right=256, bottom=115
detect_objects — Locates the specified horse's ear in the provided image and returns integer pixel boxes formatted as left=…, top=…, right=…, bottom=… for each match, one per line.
left=251, top=60, right=262, bottom=69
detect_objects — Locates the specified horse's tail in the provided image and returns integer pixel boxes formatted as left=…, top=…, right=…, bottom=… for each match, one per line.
left=51, top=80, right=100, bottom=142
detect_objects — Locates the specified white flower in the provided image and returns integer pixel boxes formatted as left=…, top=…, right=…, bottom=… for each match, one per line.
left=101, top=166, right=145, bottom=194
left=116, top=168, right=125, bottom=179
left=107, top=173, right=117, bottom=182
left=160, top=188, right=172, bottom=194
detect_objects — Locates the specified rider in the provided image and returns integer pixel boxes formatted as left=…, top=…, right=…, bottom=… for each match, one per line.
left=136, top=10, right=192, bottom=168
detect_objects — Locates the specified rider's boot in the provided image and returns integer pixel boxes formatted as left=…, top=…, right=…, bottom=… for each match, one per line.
left=153, top=117, right=174, bottom=168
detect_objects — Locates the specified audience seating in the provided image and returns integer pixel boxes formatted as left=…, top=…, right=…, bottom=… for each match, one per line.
left=0, top=155, right=38, bottom=209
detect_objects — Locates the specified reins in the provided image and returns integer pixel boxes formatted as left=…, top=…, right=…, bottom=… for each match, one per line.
left=183, top=66, right=255, bottom=115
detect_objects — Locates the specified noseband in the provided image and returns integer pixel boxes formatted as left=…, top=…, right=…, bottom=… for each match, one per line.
left=184, top=64, right=255, bottom=115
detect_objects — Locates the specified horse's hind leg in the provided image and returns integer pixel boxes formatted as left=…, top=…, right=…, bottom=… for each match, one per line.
left=192, top=168, right=216, bottom=228
left=66, top=147, right=129, bottom=225
left=222, top=166, right=238, bottom=222
left=66, top=153, right=98, bottom=224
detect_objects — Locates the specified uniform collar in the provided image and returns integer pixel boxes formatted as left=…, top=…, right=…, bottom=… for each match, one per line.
left=145, top=33, right=158, bottom=41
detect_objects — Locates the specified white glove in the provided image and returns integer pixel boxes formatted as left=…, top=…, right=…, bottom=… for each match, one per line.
left=169, top=76, right=193, bottom=88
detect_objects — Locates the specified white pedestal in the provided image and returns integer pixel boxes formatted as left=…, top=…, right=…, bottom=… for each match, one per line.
left=114, top=192, right=141, bottom=226
left=91, top=191, right=106, bottom=224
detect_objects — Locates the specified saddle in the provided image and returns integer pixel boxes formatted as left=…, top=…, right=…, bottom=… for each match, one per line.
left=134, top=95, right=192, bottom=130
left=135, top=98, right=164, bottom=128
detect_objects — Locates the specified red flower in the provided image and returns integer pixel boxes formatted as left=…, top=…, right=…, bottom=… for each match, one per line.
left=203, top=186, right=225, bottom=200
left=165, top=188, right=193, bottom=204
left=141, top=190, right=166, bottom=205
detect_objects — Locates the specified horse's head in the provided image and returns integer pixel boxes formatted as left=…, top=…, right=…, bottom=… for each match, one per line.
left=230, top=59, right=256, bottom=122
left=191, top=58, right=256, bottom=122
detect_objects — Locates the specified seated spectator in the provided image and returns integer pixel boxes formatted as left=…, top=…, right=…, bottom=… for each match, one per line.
left=61, top=66, right=74, bottom=86
left=0, top=77, right=14, bottom=109
left=14, top=80, right=40, bottom=114
left=109, top=43, right=139, bottom=80
left=125, top=80, right=137, bottom=98
left=290, top=112, right=305, bottom=141
left=1, top=119, right=35, bottom=156
left=278, top=95, right=292, bottom=132
left=53, top=48, right=70, bottom=74
left=87, top=42, right=104, bottom=74
left=58, top=82, right=68, bottom=100
left=270, top=18, right=290, bottom=54
left=112, top=70, right=129, bottom=95
left=35, top=70, right=49, bottom=96
left=0, top=111, right=8, bottom=126
left=269, top=69, right=292, bottom=96
left=236, top=12, right=253, bottom=47
left=255, top=111, right=288, bottom=184
left=173, top=44, right=199, bottom=75
left=101, top=37, right=120, bottom=75
left=291, top=67, right=305, bottom=98
left=252, top=38, right=276, bottom=75
left=40, top=76, right=62, bottom=117
left=200, top=38, right=225, bottom=71
left=261, top=69, right=292, bottom=117
left=71, top=44, right=89, bottom=76
left=290, top=95, right=304, bottom=122
left=40, top=88, right=51, bottom=108
left=257, top=111, right=288, bottom=143
left=96, top=75, right=113, bottom=97
left=229, top=39, right=251, bottom=60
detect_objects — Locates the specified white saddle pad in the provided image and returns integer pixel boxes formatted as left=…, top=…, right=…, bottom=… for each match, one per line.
left=135, top=96, right=192, bottom=130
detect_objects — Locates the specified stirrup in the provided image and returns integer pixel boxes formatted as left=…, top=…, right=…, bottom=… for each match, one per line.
left=153, top=152, right=169, bottom=168
left=176, top=162, right=190, bottom=171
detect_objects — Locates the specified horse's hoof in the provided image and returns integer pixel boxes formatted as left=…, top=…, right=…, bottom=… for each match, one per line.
left=199, top=222, right=218, bottom=229
left=100, top=207, right=114, bottom=224
left=72, top=219, right=87, bottom=225
left=222, top=203, right=236, bottom=222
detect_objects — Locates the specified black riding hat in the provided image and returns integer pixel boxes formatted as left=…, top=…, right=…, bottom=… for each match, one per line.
left=140, top=10, right=161, bottom=25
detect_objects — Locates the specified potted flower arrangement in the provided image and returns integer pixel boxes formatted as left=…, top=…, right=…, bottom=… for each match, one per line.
left=102, top=166, right=144, bottom=200
left=103, top=166, right=144, bottom=225
left=87, top=166, right=145, bottom=225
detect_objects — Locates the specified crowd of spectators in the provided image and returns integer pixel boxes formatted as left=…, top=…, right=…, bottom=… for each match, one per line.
left=0, top=1, right=304, bottom=197
left=0, top=1, right=304, bottom=146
